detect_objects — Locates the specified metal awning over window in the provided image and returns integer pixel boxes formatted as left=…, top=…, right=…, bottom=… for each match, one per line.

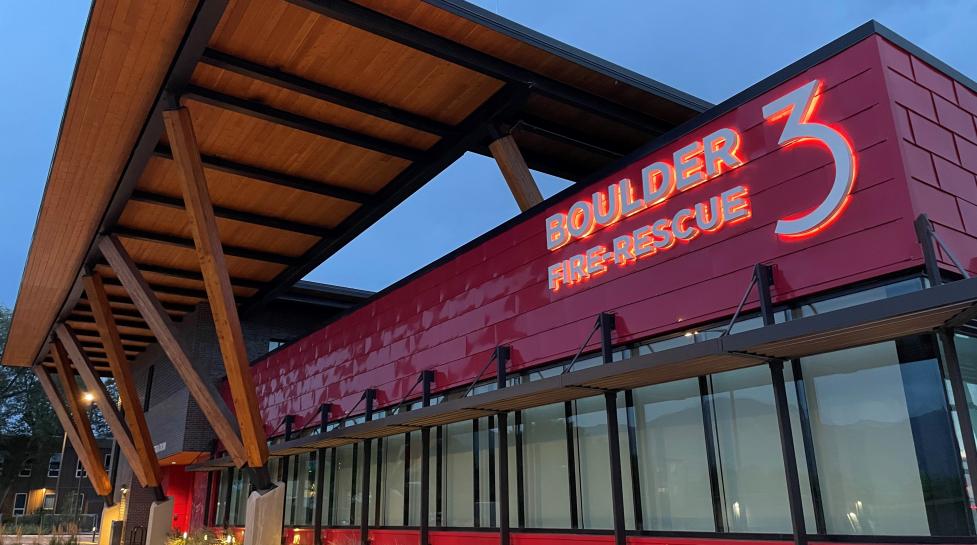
left=188, top=275, right=977, bottom=471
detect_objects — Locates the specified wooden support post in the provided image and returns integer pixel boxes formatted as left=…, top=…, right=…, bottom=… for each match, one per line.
left=56, top=321, right=159, bottom=490
left=48, top=342, right=113, bottom=497
left=80, top=275, right=163, bottom=489
left=162, top=106, right=269, bottom=471
left=98, top=234, right=248, bottom=465
left=488, top=133, right=543, bottom=211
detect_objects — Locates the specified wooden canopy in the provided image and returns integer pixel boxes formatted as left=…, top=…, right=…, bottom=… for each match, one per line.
left=4, top=0, right=706, bottom=372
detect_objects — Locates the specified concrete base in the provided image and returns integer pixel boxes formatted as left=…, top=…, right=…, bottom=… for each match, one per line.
left=97, top=503, right=122, bottom=545
left=243, top=481, right=285, bottom=545
left=146, top=498, right=175, bottom=545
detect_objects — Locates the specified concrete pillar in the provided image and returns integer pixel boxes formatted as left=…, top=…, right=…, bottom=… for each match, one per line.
left=98, top=503, right=123, bottom=545
left=146, top=498, right=175, bottom=545
left=243, top=482, right=285, bottom=545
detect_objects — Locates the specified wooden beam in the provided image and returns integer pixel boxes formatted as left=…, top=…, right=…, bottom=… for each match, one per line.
left=49, top=341, right=113, bottom=497
left=98, top=234, right=248, bottom=466
left=56, top=323, right=155, bottom=488
left=163, top=106, right=269, bottom=470
left=488, top=134, right=543, bottom=211
left=82, top=275, right=165, bottom=487
left=34, top=365, right=112, bottom=497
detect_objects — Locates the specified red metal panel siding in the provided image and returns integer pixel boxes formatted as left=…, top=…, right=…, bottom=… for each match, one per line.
left=234, top=35, right=923, bottom=433
left=879, top=37, right=977, bottom=277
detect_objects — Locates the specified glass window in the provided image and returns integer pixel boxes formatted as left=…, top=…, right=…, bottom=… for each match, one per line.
left=708, top=366, right=794, bottom=533
left=406, top=431, right=425, bottom=526
left=48, top=454, right=61, bottom=478
left=476, top=416, right=495, bottom=528
left=630, top=378, right=714, bottom=531
left=795, top=278, right=922, bottom=318
left=378, top=434, right=407, bottom=526
left=440, top=421, right=474, bottom=527
left=228, top=468, right=251, bottom=526
left=75, top=460, right=87, bottom=478
left=13, top=492, right=26, bottom=516
left=42, top=493, right=55, bottom=511
left=331, top=444, right=357, bottom=526
left=522, top=402, right=572, bottom=528
left=801, top=339, right=962, bottom=535
left=19, top=460, right=32, bottom=477
left=215, top=469, right=231, bottom=525
left=285, top=451, right=316, bottom=526
left=571, top=396, right=614, bottom=530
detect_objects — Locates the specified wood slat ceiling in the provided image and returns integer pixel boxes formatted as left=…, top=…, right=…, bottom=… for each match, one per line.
left=7, top=0, right=706, bottom=373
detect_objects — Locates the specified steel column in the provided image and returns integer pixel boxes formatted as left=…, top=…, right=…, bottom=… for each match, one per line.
left=757, top=264, right=808, bottom=545
left=313, top=404, right=331, bottom=545
left=360, top=389, right=376, bottom=545
left=939, top=329, right=977, bottom=536
left=420, top=370, right=435, bottom=545
left=496, top=347, right=511, bottom=545
left=599, top=312, right=626, bottom=545
left=915, top=214, right=943, bottom=286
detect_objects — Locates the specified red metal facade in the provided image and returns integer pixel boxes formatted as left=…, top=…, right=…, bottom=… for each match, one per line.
left=199, top=27, right=977, bottom=545
left=879, top=38, right=977, bottom=275
left=233, top=34, right=948, bottom=435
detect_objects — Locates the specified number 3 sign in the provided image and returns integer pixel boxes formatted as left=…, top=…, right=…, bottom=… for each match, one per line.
left=763, top=80, right=857, bottom=238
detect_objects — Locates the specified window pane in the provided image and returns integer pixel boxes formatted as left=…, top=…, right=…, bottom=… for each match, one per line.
left=332, top=444, right=356, bottom=526
left=802, top=341, right=931, bottom=535
left=285, top=452, right=316, bottom=526
left=522, top=403, right=571, bottom=528
left=631, top=378, right=714, bottom=531
left=573, top=396, right=613, bottom=529
left=407, top=431, right=423, bottom=526
left=709, top=366, right=791, bottom=533
left=379, top=434, right=407, bottom=526
left=476, top=416, right=495, bottom=528
left=956, top=333, right=977, bottom=526
left=441, top=421, right=474, bottom=527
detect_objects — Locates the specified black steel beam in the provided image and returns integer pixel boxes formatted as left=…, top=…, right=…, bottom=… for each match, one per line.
left=81, top=293, right=195, bottom=314
left=99, top=274, right=209, bottom=300
left=242, top=84, right=527, bottom=312
left=113, top=260, right=265, bottom=290
left=200, top=48, right=457, bottom=137
left=286, top=0, right=672, bottom=135
left=183, top=86, right=425, bottom=161
left=154, top=146, right=373, bottom=204
left=113, top=226, right=294, bottom=265
left=130, top=190, right=333, bottom=238
left=69, top=312, right=148, bottom=330
left=514, top=116, right=628, bottom=160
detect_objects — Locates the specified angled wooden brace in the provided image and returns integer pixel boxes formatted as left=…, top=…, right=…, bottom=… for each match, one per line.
left=98, top=234, right=248, bottom=466
left=42, top=343, right=113, bottom=498
left=163, top=106, right=270, bottom=475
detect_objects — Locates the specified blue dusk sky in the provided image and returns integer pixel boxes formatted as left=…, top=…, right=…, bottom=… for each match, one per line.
left=0, top=1, right=975, bottom=308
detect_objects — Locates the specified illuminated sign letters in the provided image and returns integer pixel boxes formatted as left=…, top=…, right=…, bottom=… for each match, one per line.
left=546, top=79, right=857, bottom=292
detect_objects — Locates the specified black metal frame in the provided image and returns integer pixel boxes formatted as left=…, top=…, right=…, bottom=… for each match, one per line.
left=359, top=389, right=376, bottom=545
left=152, top=145, right=372, bottom=204
left=313, top=404, right=331, bottom=545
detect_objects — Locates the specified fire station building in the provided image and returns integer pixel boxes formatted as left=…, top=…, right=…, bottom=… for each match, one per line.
left=4, top=3, right=977, bottom=545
